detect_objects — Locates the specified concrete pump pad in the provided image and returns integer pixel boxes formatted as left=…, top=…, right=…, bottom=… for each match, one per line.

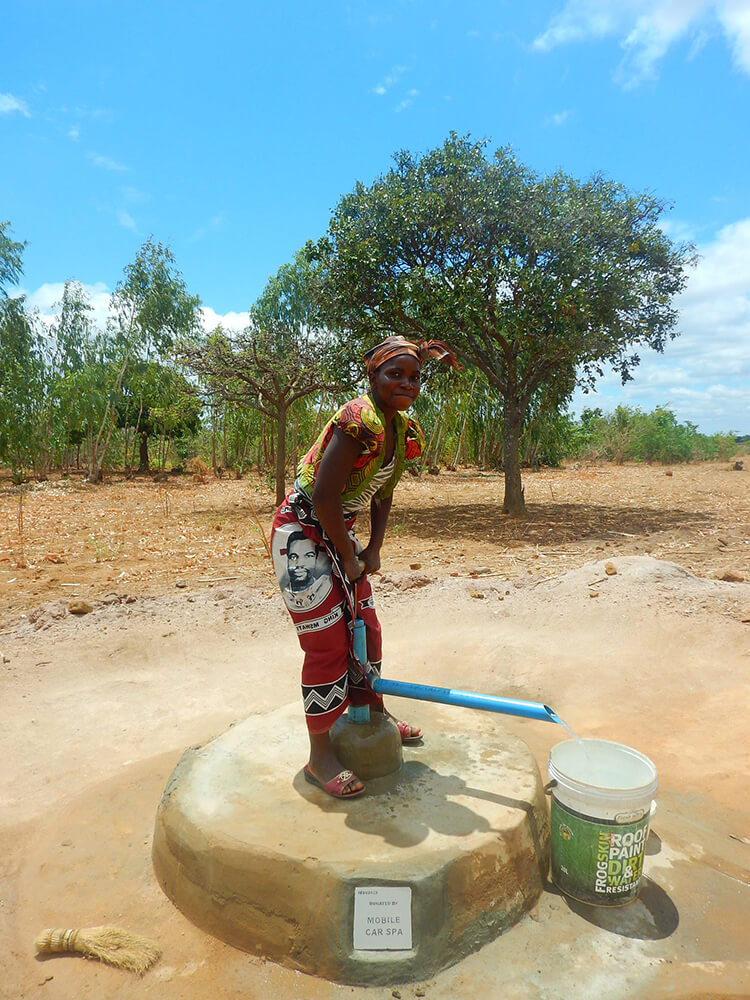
left=152, top=701, right=548, bottom=985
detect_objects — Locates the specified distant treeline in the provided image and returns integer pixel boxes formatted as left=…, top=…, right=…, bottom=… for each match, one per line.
left=1, top=197, right=743, bottom=493
left=512, top=404, right=742, bottom=469
left=410, top=385, right=742, bottom=472
left=0, top=370, right=742, bottom=484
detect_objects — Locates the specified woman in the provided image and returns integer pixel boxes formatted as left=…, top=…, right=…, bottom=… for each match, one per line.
left=270, top=336, right=460, bottom=798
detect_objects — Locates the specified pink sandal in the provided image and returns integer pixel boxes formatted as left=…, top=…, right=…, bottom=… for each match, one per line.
left=304, top=765, right=365, bottom=798
left=396, top=721, right=423, bottom=745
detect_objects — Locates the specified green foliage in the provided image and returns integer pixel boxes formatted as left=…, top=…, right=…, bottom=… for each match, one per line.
left=182, top=248, right=350, bottom=502
left=0, top=226, right=51, bottom=474
left=0, top=216, right=735, bottom=489
left=314, top=132, right=696, bottom=513
left=0, top=221, right=26, bottom=294
left=0, top=296, right=48, bottom=473
left=117, top=360, right=201, bottom=469
left=87, top=239, right=202, bottom=479
left=0, top=230, right=205, bottom=478
left=111, top=239, right=202, bottom=357
left=521, top=401, right=588, bottom=468
left=574, top=405, right=738, bottom=464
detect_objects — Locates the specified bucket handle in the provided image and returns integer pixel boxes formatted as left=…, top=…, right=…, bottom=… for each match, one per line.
left=544, top=779, right=557, bottom=795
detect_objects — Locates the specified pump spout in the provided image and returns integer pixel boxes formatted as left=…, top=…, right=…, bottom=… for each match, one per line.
left=372, top=676, right=561, bottom=724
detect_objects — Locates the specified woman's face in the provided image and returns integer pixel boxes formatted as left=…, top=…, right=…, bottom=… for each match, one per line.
left=370, top=353, right=421, bottom=413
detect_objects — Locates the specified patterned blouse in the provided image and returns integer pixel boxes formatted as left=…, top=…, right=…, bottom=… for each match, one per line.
left=295, top=392, right=424, bottom=510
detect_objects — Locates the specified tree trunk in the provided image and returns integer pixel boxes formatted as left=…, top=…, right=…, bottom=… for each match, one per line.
left=292, top=405, right=298, bottom=476
left=263, top=416, right=272, bottom=469
left=90, top=405, right=118, bottom=482
left=221, top=406, right=228, bottom=470
left=424, top=410, right=442, bottom=466
left=90, top=352, right=130, bottom=481
left=275, top=405, right=287, bottom=506
left=502, top=399, right=526, bottom=515
left=138, top=432, right=150, bottom=472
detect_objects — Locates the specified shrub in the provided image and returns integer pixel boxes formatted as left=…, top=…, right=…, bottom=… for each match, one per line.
left=187, top=456, right=209, bottom=476
left=573, top=405, right=741, bottom=464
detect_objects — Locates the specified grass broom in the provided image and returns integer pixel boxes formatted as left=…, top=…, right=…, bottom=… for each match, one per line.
left=35, top=926, right=161, bottom=975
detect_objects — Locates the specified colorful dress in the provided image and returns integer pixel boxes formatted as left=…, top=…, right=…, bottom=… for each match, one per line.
left=270, top=393, right=424, bottom=733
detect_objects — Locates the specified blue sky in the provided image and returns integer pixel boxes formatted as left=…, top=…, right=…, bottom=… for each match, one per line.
left=3, top=0, right=749, bottom=433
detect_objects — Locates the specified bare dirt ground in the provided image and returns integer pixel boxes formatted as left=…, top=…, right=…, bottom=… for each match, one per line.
left=1, top=461, right=749, bottom=1000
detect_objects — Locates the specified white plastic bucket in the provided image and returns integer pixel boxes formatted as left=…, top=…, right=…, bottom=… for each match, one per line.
left=548, top=739, right=657, bottom=906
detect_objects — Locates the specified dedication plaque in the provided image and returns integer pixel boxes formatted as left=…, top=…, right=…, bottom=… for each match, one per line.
left=353, top=886, right=413, bottom=951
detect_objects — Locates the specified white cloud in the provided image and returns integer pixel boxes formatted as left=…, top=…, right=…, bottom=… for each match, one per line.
left=657, top=217, right=698, bottom=243
left=571, top=216, right=750, bottom=432
left=533, top=1, right=750, bottom=86
left=187, top=213, right=224, bottom=244
left=370, top=65, right=406, bottom=95
left=21, top=285, right=250, bottom=343
left=61, top=104, right=111, bottom=121
left=718, top=0, right=750, bottom=71
left=533, top=2, right=637, bottom=50
left=68, top=126, right=80, bottom=141
left=116, top=209, right=137, bottom=231
left=200, top=306, right=250, bottom=333
left=87, top=151, right=129, bottom=171
left=395, top=89, right=419, bottom=112
left=120, top=187, right=144, bottom=205
left=681, top=218, right=750, bottom=301
left=546, top=109, right=571, bottom=126
left=0, top=92, right=30, bottom=116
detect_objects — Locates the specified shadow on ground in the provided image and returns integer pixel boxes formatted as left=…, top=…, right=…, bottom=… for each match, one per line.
left=396, top=501, right=713, bottom=547
left=552, top=876, right=679, bottom=940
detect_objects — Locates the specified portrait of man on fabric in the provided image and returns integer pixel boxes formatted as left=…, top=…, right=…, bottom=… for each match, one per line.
left=272, top=525, right=335, bottom=613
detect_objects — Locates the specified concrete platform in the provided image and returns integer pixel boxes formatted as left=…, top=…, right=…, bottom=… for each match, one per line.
left=152, top=702, right=549, bottom=986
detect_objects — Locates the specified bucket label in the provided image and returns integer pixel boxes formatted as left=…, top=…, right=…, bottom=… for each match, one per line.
left=551, top=797, right=650, bottom=905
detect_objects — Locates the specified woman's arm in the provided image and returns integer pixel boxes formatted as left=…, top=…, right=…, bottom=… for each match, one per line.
left=311, top=427, right=365, bottom=582
left=360, top=494, right=392, bottom=574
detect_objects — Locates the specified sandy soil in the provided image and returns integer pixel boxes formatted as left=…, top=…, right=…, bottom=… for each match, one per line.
left=1, top=461, right=749, bottom=999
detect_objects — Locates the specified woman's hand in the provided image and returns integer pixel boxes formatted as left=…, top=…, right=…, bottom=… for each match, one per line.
left=343, top=553, right=365, bottom=582
left=359, top=544, right=381, bottom=575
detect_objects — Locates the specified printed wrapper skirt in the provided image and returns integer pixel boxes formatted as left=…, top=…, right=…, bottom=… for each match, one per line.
left=270, top=490, right=384, bottom=734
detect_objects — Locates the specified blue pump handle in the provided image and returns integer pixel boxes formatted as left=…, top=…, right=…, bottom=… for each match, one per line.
left=371, top=676, right=562, bottom=724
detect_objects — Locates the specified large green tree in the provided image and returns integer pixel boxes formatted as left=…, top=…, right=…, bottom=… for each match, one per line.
left=0, top=222, right=48, bottom=476
left=44, top=281, right=97, bottom=469
left=314, top=134, right=696, bottom=514
left=89, top=239, right=201, bottom=481
left=117, top=360, right=201, bottom=471
left=0, top=297, right=47, bottom=475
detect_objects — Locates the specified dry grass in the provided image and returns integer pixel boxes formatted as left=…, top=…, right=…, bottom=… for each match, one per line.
left=1, top=459, right=747, bottom=627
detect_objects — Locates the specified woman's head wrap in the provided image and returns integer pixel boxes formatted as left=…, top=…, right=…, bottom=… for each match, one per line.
left=363, top=336, right=462, bottom=373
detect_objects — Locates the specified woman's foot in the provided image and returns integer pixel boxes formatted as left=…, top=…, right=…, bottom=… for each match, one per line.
left=371, top=703, right=422, bottom=743
left=304, top=765, right=365, bottom=798
left=308, top=732, right=365, bottom=796
left=395, top=720, right=423, bottom=744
